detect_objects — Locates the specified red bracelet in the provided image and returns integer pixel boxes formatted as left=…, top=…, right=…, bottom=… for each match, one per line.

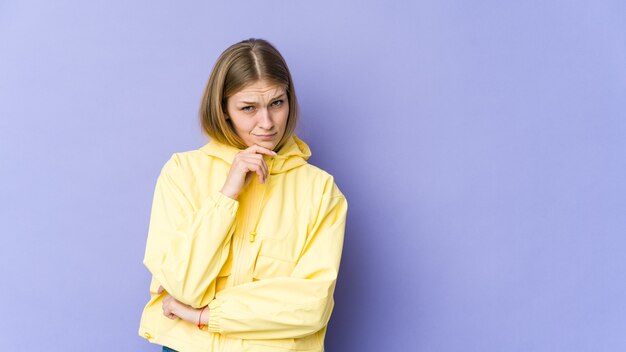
left=198, top=306, right=207, bottom=329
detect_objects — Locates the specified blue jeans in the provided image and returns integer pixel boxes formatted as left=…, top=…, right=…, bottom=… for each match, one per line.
left=162, top=347, right=177, bottom=352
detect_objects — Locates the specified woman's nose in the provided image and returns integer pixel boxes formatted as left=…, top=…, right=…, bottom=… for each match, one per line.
left=257, top=108, right=274, bottom=129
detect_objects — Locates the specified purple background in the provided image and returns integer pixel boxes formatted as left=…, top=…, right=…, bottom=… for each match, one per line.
left=1, top=1, right=625, bottom=351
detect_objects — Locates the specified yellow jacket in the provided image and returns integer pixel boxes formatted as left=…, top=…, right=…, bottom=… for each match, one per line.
left=138, top=135, right=347, bottom=352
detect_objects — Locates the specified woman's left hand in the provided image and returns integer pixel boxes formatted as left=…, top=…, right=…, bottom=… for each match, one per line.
left=161, top=290, right=206, bottom=324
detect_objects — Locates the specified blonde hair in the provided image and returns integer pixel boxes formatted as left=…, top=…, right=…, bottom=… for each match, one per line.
left=199, top=38, right=299, bottom=150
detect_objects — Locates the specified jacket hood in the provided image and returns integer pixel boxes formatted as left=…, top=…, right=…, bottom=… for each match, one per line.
left=199, top=134, right=311, bottom=174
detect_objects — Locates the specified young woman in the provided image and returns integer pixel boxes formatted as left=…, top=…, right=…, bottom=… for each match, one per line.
left=138, top=38, right=348, bottom=352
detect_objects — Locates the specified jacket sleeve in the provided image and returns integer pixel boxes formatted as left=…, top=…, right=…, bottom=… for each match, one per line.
left=206, top=183, right=347, bottom=339
left=143, top=154, right=239, bottom=308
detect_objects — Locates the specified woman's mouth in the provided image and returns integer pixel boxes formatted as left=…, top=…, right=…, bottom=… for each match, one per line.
left=254, top=133, right=277, bottom=140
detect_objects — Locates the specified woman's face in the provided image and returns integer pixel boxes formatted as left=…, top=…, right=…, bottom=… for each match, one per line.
left=225, top=79, right=289, bottom=151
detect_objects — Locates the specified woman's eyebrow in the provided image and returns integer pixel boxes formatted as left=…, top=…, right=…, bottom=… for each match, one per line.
left=239, top=93, right=285, bottom=105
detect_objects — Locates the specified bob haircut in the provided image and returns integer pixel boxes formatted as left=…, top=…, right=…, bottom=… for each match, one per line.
left=199, top=38, right=299, bottom=151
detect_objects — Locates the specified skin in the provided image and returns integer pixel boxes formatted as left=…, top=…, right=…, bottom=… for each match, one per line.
left=160, top=79, right=290, bottom=325
left=160, top=285, right=208, bottom=324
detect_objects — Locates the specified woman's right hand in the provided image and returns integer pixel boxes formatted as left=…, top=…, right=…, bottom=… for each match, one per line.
left=220, top=144, right=277, bottom=200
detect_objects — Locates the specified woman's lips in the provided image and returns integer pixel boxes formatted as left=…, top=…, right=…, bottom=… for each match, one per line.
left=254, top=133, right=277, bottom=140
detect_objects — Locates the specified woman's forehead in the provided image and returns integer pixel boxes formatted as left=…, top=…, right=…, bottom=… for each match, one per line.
left=231, top=81, right=286, bottom=101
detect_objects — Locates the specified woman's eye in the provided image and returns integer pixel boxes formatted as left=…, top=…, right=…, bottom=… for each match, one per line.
left=241, top=106, right=254, bottom=112
left=271, top=100, right=284, bottom=107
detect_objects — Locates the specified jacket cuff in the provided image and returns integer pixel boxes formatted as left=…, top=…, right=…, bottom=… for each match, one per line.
left=200, top=191, right=239, bottom=216
left=207, top=298, right=224, bottom=333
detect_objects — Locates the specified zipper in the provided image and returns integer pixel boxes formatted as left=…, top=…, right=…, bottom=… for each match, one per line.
left=249, top=158, right=274, bottom=244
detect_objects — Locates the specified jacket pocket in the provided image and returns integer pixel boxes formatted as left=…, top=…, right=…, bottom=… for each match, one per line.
left=252, top=254, right=296, bottom=281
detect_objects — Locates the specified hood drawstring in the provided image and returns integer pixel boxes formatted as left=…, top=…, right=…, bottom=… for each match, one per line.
left=249, top=157, right=275, bottom=243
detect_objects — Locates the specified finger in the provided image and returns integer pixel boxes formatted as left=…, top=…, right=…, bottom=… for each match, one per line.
left=163, top=309, right=177, bottom=320
left=256, top=159, right=268, bottom=181
left=242, top=144, right=277, bottom=156
left=162, top=302, right=176, bottom=319
left=251, top=156, right=268, bottom=179
left=237, top=153, right=264, bottom=163
left=249, top=161, right=267, bottom=183
left=157, top=285, right=164, bottom=294
left=236, top=155, right=267, bottom=177
left=258, top=169, right=264, bottom=184
left=243, top=144, right=276, bottom=155
left=238, top=156, right=268, bottom=181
